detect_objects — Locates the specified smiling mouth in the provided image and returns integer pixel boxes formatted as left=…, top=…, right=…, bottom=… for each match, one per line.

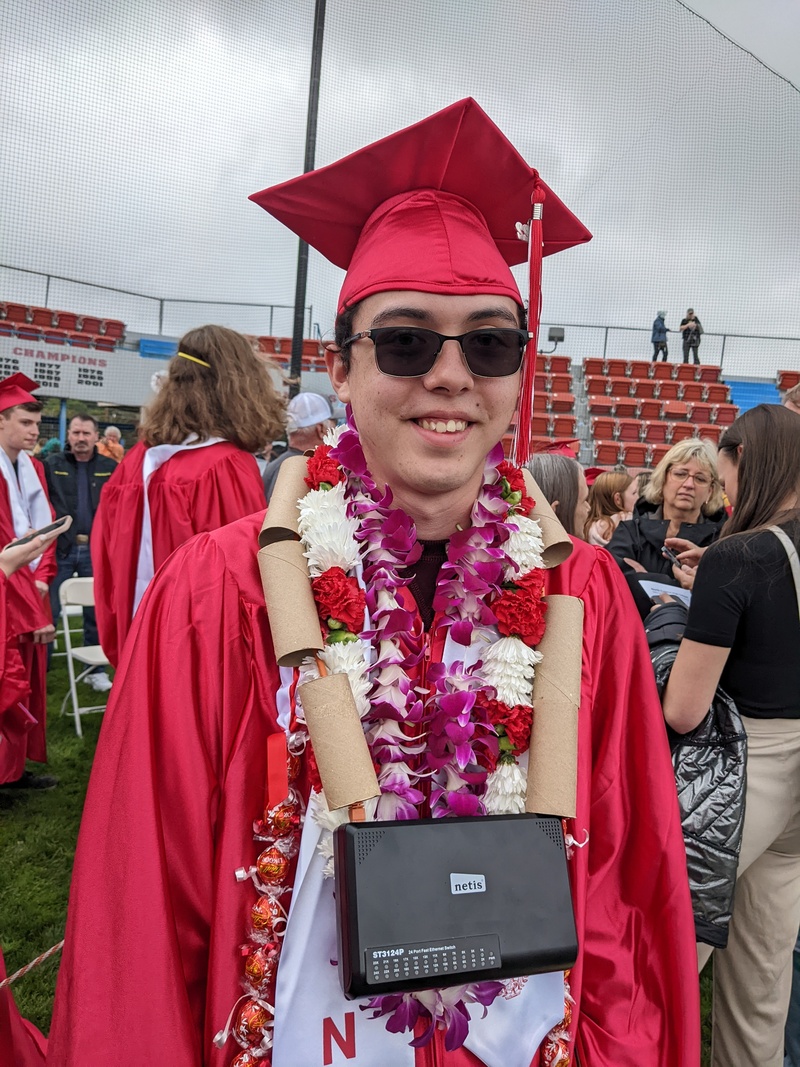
left=415, top=418, right=470, bottom=434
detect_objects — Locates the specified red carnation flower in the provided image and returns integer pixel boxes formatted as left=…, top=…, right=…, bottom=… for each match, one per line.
left=305, top=445, right=345, bottom=490
left=492, top=571, right=547, bottom=647
left=311, top=567, right=365, bottom=634
left=482, top=697, right=534, bottom=755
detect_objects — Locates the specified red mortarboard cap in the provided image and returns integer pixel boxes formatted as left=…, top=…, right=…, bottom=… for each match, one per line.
left=583, top=466, right=607, bottom=486
left=0, top=373, right=41, bottom=411
left=250, top=98, right=591, bottom=464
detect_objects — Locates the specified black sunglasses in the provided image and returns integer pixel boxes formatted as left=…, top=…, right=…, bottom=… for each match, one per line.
left=342, top=326, right=531, bottom=378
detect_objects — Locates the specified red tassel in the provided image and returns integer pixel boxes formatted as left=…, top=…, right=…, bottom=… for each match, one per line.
left=512, top=175, right=545, bottom=468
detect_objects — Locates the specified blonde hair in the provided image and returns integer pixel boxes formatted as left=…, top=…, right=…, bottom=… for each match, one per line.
left=643, top=437, right=724, bottom=516
left=140, top=325, right=287, bottom=451
left=584, top=470, right=634, bottom=541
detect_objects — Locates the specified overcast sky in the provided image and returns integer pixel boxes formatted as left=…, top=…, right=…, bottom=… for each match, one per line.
left=2, top=0, right=799, bottom=374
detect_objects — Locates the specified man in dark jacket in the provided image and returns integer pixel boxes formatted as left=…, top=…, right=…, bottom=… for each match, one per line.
left=651, top=310, right=669, bottom=361
left=44, top=414, right=117, bottom=691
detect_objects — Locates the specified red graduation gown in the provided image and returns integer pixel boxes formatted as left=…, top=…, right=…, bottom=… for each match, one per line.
left=49, top=518, right=700, bottom=1066
left=0, top=457, right=55, bottom=781
left=0, top=946, right=47, bottom=1067
left=90, top=440, right=266, bottom=666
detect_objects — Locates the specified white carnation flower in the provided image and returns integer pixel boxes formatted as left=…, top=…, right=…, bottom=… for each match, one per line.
left=298, top=483, right=361, bottom=575
left=323, top=423, right=346, bottom=447
left=481, top=636, right=541, bottom=706
left=484, top=761, right=527, bottom=815
left=503, top=515, right=545, bottom=580
left=320, top=639, right=372, bottom=717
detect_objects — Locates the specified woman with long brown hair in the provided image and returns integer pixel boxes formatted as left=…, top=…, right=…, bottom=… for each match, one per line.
left=662, top=404, right=800, bottom=1064
left=583, top=469, right=638, bottom=546
left=92, top=325, right=286, bottom=666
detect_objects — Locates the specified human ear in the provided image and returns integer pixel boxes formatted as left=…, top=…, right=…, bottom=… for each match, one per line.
left=325, top=344, right=350, bottom=404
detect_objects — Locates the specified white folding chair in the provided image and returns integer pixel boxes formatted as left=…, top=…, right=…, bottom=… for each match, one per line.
left=58, top=577, right=111, bottom=737
left=52, top=603, right=83, bottom=658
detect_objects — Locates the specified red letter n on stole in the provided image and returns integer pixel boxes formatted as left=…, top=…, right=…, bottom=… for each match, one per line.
left=322, top=1011, right=356, bottom=1064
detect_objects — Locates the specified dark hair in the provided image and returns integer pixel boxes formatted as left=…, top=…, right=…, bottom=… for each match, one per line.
left=69, top=412, right=98, bottom=430
left=718, top=404, right=800, bottom=537
left=140, top=324, right=286, bottom=450
left=527, top=453, right=582, bottom=536
left=0, top=400, right=43, bottom=416
left=333, top=299, right=528, bottom=374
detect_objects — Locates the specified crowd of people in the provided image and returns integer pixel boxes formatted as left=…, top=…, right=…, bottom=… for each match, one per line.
left=1, top=98, right=799, bottom=1067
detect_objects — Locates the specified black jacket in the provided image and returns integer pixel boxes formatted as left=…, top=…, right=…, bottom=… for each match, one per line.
left=43, top=447, right=117, bottom=558
left=645, top=601, right=747, bottom=948
left=607, top=498, right=726, bottom=577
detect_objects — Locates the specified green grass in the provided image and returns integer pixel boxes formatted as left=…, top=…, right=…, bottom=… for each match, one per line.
left=0, top=653, right=715, bottom=1058
left=0, top=650, right=105, bottom=1034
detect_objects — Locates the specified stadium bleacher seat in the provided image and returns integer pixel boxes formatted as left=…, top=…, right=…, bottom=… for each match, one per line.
left=689, top=402, right=713, bottom=424
left=531, top=415, right=551, bottom=436
left=591, top=416, right=616, bottom=441
left=675, top=364, right=698, bottom=382
left=594, top=440, right=621, bottom=465
left=550, top=393, right=575, bottom=413
left=0, top=320, right=17, bottom=336
left=605, top=358, right=627, bottom=377
left=3, top=303, right=29, bottom=323
left=632, top=379, right=658, bottom=399
left=662, top=400, right=690, bottom=421
left=303, top=338, right=323, bottom=357
left=697, top=365, right=722, bottom=382
left=30, top=306, right=54, bottom=328
left=638, top=399, right=662, bottom=421
left=583, top=358, right=605, bottom=377
left=67, top=332, right=94, bottom=348
left=642, top=421, right=669, bottom=443
left=552, top=415, right=577, bottom=436
left=550, top=372, right=572, bottom=392
left=696, top=423, right=722, bottom=443
left=94, top=336, right=116, bottom=351
left=534, top=355, right=548, bottom=373
left=656, top=380, right=680, bottom=400
left=586, top=376, right=609, bottom=396
left=704, top=383, right=729, bottom=404
left=621, top=443, right=648, bottom=466
left=15, top=325, right=42, bottom=341
left=102, top=319, right=126, bottom=339
left=534, top=372, right=548, bottom=392
left=652, top=363, right=674, bottom=381
left=274, top=337, right=293, bottom=353
left=616, top=418, right=643, bottom=442
left=609, top=376, right=631, bottom=397
left=713, top=404, right=738, bottom=426
left=669, top=422, right=695, bottom=443
left=44, top=328, right=69, bottom=345
left=258, top=336, right=278, bottom=353
left=650, top=443, right=671, bottom=465
left=79, top=315, right=103, bottom=334
left=680, top=381, right=705, bottom=402
left=548, top=355, right=571, bottom=374
left=55, top=311, right=80, bottom=330
left=533, top=392, right=549, bottom=413
left=628, top=361, right=652, bottom=379
left=613, top=397, right=638, bottom=418
left=778, top=370, right=800, bottom=391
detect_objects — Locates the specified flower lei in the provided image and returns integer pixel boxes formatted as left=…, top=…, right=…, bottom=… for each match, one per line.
left=217, top=414, right=575, bottom=1064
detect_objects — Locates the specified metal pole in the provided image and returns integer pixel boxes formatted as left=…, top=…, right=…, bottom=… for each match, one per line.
left=58, top=398, right=67, bottom=447
left=44, top=275, right=51, bottom=307
left=158, top=299, right=164, bottom=336
left=602, top=327, right=609, bottom=361
left=719, top=333, right=726, bottom=372
left=289, top=0, right=326, bottom=397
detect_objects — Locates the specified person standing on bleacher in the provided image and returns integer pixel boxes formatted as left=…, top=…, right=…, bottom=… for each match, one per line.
left=680, top=308, right=703, bottom=365
left=44, top=413, right=117, bottom=692
left=651, top=310, right=669, bottom=361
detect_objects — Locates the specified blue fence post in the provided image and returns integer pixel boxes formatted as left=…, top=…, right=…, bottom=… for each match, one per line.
left=58, top=398, right=67, bottom=446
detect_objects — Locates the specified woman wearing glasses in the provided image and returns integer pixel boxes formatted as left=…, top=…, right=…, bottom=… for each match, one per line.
left=606, top=438, right=726, bottom=613
left=660, top=405, right=800, bottom=1064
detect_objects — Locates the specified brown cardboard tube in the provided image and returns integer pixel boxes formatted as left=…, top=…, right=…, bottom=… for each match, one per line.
left=523, top=471, right=574, bottom=568
left=258, top=540, right=324, bottom=666
left=298, top=672, right=380, bottom=809
left=525, top=594, right=583, bottom=819
left=258, top=456, right=311, bottom=547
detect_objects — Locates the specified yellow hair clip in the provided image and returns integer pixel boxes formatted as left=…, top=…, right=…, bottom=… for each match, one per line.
left=177, top=350, right=211, bottom=368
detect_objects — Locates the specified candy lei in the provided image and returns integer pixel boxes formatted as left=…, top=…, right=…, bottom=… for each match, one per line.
left=217, top=418, right=575, bottom=1063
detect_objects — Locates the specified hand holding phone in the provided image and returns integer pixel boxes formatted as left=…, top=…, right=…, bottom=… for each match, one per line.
left=4, top=515, right=72, bottom=549
left=661, top=544, right=681, bottom=568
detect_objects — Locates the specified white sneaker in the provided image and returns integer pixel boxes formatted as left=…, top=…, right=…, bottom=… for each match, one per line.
left=85, top=671, right=113, bottom=693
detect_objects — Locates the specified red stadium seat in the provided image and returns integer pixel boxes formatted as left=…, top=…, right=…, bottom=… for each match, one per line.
left=628, top=361, right=652, bottom=380
left=675, top=364, right=699, bottom=382
left=680, top=381, right=705, bottom=402
left=638, top=399, right=662, bottom=421
left=94, top=335, right=116, bottom=351
left=616, top=418, right=644, bottom=442
left=16, top=324, right=42, bottom=341
left=697, top=365, right=721, bottom=382
left=689, top=402, right=713, bottom=424
left=608, top=377, right=631, bottom=397
left=303, top=338, right=324, bottom=357
left=605, top=358, right=627, bottom=377
left=549, top=372, right=572, bottom=392
left=585, top=376, right=610, bottom=396
left=258, top=336, right=279, bottom=354
left=531, top=414, right=552, bottom=436
left=55, top=310, right=80, bottom=330
left=613, top=397, right=638, bottom=418
left=535, top=354, right=548, bottom=373
left=552, top=415, right=577, bottom=437
left=67, top=332, right=94, bottom=348
left=696, top=423, right=722, bottom=444
left=642, top=421, right=669, bottom=443
left=631, top=379, right=658, bottom=399
left=274, top=337, right=293, bottom=354
left=548, top=355, right=571, bottom=374
left=3, top=302, right=29, bottom=323
left=656, top=380, right=680, bottom=400
left=549, top=393, right=575, bottom=413
left=583, top=358, right=605, bottom=377
left=0, top=320, right=17, bottom=336
left=621, top=443, right=648, bottom=466
left=591, top=416, right=616, bottom=440
left=704, top=383, right=730, bottom=404
left=594, top=440, right=622, bottom=465
left=79, top=315, right=103, bottom=334
left=649, top=443, right=671, bottom=465
left=652, top=363, right=674, bottom=381
left=43, top=328, right=69, bottom=345
left=533, top=392, right=550, bottom=413
left=713, top=404, right=738, bottom=426
left=588, top=396, right=615, bottom=416
left=102, top=319, right=126, bottom=338
left=778, top=370, right=800, bottom=391
left=669, top=422, right=695, bottom=443
left=662, top=400, right=690, bottom=421
left=29, top=306, right=55, bottom=328
left=534, top=372, right=548, bottom=392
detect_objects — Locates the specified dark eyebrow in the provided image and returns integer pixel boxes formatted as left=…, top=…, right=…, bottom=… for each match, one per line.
left=369, top=304, right=520, bottom=329
left=465, top=305, right=520, bottom=326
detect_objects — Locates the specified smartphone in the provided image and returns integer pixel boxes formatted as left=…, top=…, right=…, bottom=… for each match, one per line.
left=661, top=544, right=681, bottom=568
left=5, top=514, right=72, bottom=548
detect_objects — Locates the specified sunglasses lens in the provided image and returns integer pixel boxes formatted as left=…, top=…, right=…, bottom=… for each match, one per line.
left=462, top=330, right=526, bottom=377
left=372, top=328, right=439, bottom=377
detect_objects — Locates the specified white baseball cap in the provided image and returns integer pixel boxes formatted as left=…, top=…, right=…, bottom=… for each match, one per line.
left=287, top=392, right=333, bottom=430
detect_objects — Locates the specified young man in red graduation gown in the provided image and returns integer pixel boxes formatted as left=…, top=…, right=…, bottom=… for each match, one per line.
left=50, top=101, right=700, bottom=1066
left=0, top=374, right=57, bottom=788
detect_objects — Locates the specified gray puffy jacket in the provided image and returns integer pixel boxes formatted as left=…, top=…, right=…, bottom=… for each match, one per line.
left=645, top=602, right=747, bottom=948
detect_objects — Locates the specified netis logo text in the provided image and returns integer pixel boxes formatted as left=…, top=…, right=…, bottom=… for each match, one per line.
left=450, top=873, right=486, bottom=895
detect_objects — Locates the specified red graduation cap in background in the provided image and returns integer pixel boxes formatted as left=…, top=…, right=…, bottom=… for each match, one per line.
left=0, top=373, right=41, bottom=411
left=250, top=98, right=591, bottom=465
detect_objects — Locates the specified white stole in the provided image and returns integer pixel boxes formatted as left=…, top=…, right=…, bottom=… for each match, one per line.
left=0, top=447, right=52, bottom=571
left=132, top=436, right=224, bottom=614
left=271, top=632, right=565, bottom=1067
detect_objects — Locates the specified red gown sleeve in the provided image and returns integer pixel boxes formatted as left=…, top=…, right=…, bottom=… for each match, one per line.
left=48, top=521, right=282, bottom=1066
left=0, top=945, right=47, bottom=1067
left=546, top=542, right=700, bottom=1066
left=31, top=457, right=57, bottom=589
